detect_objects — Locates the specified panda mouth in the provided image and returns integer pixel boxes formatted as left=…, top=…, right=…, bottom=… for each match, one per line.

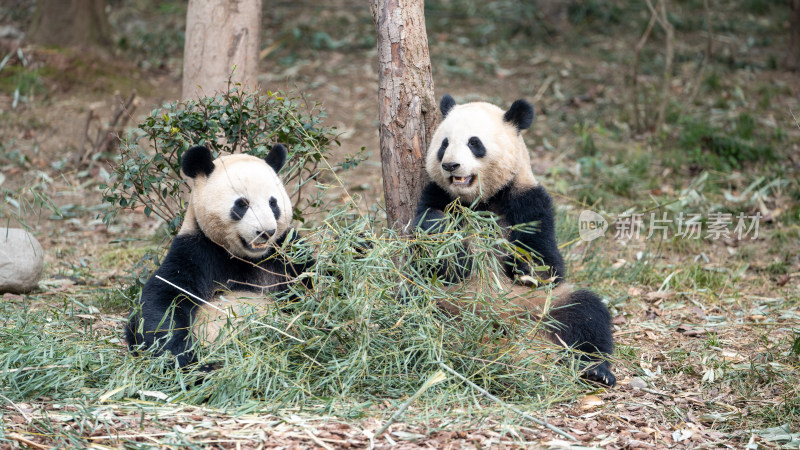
left=450, top=175, right=474, bottom=187
left=240, top=236, right=271, bottom=251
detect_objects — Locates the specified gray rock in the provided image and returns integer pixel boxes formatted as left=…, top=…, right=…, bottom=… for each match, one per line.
left=0, top=25, right=23, bottom=40
left=0, top=228, right=44, bottom=293
left=629, top=376, right=648, bottom=390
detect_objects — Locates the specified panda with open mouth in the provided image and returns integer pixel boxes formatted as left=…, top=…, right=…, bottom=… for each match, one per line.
left=414, top=94, right=616, bottom=386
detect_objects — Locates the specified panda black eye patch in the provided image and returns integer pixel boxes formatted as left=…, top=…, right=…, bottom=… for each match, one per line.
left=467, top=136, right=486, bottom=158
left=230, top=197, right=249, bottom=221
left=269, top=196, right=281, bottom=219
left=436, top=138, right=449, bottom=161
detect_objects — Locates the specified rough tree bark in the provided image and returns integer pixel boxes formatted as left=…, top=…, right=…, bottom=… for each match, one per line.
left=182, top=0, right=263, bottom=100
left=788, top=0, right=800, bottom=71
left=370, top=0, right=437, bottom=229
left=28, top=0, right=112, bottom=50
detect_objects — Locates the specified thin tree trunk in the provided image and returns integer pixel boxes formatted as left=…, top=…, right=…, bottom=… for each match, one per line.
left=371, top=0, right=437, bottom=230
left=788, top=0, right=800, bottom=71
left=182, top=0, right=262, bottom=100
left=654, top=0, right=673, bottom=134
left=28, top=0, right=111, bottom=50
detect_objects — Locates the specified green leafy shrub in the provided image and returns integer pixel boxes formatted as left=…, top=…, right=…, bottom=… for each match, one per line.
left=102, top=83, right=341, bottom=234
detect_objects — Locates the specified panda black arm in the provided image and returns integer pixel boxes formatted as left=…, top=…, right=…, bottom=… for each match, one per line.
left=412, top=182, right=473, bottom=283
left=413, top=182, right=455, bottom=233
left=497, top=185, right=565, bottom=281
left=125, top=233, right=219, bottom=368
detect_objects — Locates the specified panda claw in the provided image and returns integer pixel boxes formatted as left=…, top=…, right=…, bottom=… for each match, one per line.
left=581, top=361, right=616, bottom=387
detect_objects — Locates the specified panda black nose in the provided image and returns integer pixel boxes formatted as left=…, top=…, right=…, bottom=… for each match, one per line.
left=259, top=229, right=276, bottom=238
left=442, top=162, right=460, bottom=172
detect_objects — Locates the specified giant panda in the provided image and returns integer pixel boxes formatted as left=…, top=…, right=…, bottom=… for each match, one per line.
left=413, top=94, right=616, bottom=386
left=125, top=144, right=312, bottom=368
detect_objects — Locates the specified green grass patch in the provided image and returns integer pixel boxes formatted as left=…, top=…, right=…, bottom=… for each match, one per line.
left=665, top=263, right=737, bottom=292
left=668, top=112, right=780, bottom=171
left=96, top=244, right=156, bottom=271
left=0, top=65, right=45, bottom=97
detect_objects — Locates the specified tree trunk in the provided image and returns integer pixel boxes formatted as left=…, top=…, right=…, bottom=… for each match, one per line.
left=788, top=0, right=800, bottom=71
left=371, top=0, right=437, bottom=230
left=28, top=0, right=112, bottom=50
left=182, top=0, right=262, bottom=100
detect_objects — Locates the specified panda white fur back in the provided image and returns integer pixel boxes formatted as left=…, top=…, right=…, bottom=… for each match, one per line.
left=126, top=145, right=312, bottom=368
left=414, top=94, right=616, bottom=386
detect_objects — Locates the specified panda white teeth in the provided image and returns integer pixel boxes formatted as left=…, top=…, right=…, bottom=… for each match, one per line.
left=241, top=235, right=271, bottom=251
left=451, top=175, right=474, bottom=186
left=251, top=241, right=270, bottom=250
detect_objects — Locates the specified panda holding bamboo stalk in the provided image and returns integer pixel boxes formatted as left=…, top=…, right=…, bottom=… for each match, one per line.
left=413, top=94, right=616, bottom=386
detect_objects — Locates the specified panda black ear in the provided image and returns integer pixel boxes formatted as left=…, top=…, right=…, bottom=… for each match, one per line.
left=440, top=94, right=456, bottom=118
left=182, top=145, right=215, bottom=178
left=265, top=144, right=287, bottom=172
left=503, top=99, right=535, bottom=132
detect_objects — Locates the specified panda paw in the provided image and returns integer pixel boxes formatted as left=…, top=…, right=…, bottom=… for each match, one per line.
left=581, top=360, right=616, bottom=387
left=505, top=259, right=531, bottom=281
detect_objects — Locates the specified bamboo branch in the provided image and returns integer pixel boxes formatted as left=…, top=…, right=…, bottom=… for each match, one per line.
left=375, top=369, right=447, bottom=438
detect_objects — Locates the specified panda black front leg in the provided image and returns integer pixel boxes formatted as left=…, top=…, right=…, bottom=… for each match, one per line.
left=548, top=289, right=616, bottom=387
left=496, top=185, right=566, bottom=282
left=414, top=182, right=457, bottom=233
left=126, top=234, right=217, bottom=368
left=127, top=288, right=197, bottom=367
left=413, top=208, right=473, bottom=284
left=414, top=183, right=473, bottom=284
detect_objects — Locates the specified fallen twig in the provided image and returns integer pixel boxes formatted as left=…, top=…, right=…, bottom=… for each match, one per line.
left=78, top=90, right=139, bottom=166
left=8, top=434, right=48, bottom=450
left=0, top=393, right=31, bottom=423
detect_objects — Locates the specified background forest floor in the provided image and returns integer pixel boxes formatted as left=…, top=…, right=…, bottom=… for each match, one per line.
left=1, top=0, right=799, bottom=448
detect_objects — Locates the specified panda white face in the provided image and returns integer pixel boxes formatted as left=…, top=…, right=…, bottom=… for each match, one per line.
left=182, top=146, right=292, bottom=259
left=426, top=96, right=536, bottom=204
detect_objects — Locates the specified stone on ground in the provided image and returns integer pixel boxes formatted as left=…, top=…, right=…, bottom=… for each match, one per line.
left=0, top=228, right=44, bottom=293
